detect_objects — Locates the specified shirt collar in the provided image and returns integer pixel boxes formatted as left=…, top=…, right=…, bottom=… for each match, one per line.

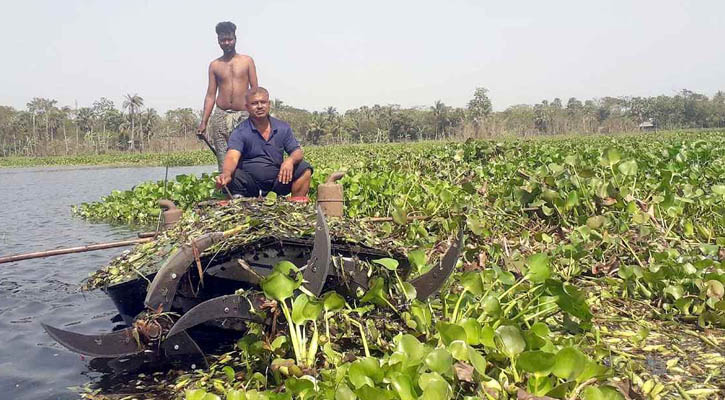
left=248, top=116, right=278, bottom=137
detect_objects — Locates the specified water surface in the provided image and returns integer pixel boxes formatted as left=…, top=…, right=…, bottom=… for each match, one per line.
left=0, top=164, right=214, bottom=399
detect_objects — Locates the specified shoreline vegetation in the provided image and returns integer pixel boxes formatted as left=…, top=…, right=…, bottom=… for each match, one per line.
left=1, top=88, right=724, bottom=159
left=67, top=131, right=724, bottom=399
left=1, top=129, right=722, bottom=169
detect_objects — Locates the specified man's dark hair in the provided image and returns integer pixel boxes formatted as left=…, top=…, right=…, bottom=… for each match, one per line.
left=215, top=21, right=236, bottom=36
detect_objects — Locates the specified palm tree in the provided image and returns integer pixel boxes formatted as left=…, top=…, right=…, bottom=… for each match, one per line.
left=431, top=100, right=449, bottom=139
left=123, top=94, right=144, bottom=150
left=140, top=107, right=160, bottom=149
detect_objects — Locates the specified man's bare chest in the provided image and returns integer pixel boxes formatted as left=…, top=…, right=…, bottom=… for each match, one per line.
left=214, top=61, right=248, bottom=83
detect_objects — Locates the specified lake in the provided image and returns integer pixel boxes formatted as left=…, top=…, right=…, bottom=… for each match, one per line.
left=0, top=164, right=214, bottom=400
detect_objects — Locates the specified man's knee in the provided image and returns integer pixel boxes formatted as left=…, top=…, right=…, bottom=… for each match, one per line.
left=294, top=168, right=312, bottom=183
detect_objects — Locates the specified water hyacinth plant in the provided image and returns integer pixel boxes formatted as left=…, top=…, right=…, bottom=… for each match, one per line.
left=73, top=131, right=723, bottom=399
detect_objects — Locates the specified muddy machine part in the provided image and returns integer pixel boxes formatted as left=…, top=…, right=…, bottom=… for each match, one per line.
left=159, top=199, right=183, bottom=230
left=42, top=207, right=465, bottom=371
left=317, top=171, right=345, bottom=217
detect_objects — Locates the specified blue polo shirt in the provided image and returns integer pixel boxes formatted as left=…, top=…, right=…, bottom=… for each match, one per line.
left=227, top=117, right=301, bottom=183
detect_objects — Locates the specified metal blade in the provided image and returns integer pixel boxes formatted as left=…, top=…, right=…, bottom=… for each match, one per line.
left=166, top=294, right=263, bottom=338
left=302, top=206, right=332, bottom=296
left=145, top=231, right=224, bottom=311
left=42, top=323, right=143, bottom=358
left=161, top=330, right=208, bottom=370
left=409, top=228, right=464, bottom=300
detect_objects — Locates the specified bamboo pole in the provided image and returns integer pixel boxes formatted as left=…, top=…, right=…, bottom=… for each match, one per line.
left=0, top=237, right=154, bottom=264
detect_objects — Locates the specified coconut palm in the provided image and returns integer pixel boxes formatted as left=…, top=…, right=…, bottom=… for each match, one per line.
left=123, top=94, right=144, bottom=150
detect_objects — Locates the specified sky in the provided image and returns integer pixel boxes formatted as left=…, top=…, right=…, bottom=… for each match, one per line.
left=0, top=0, right=723, bottom=113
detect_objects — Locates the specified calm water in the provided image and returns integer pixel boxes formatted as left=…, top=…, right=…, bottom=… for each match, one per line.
left=0, top=164, right=214, bottom=400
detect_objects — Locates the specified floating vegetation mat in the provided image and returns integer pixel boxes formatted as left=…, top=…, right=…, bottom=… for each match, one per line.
left=71, top=132, right=724, bottom=399
left=83, top=198, right=439, bottom=290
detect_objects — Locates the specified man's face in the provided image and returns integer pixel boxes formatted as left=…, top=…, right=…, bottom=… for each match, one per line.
left=246, top=93, right=270, bottom=119
left=217, top=33, right=236, bottom=54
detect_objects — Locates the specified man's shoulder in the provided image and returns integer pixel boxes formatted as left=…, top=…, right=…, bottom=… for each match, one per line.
left=270, top=117, right=292, bottom=132
left=231, top=119, right=253, bottom=136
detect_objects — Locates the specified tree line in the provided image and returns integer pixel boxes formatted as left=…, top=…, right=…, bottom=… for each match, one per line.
left=1, top=88, right=723, bottom=157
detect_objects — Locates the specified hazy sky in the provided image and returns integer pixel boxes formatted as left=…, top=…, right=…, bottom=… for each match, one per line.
left=1, top=0, right=723, bottom=113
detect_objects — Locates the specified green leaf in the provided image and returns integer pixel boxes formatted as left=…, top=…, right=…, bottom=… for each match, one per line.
left=390, top=373, right=416, bottom=400
left=322, top=292, right=346, bottom=312
left=481, top=295, right=501, bottom=318
left=410, top=300, right=432, bottom=331
left=261, top=271, right=298, bottom=302
left=407, top=249, right=426, bottom=271
left=291, top=293, right=310, bottom=324
left=334, top=384, right=356, bottom=400
left=355, top=385, right=393, bottom=400
left=530, top=322, right=550, bottom=339
left=425, top=348, right=453, bottom=374
left=373, top=258, right=399, bottom=271
left=349, top=357, right=383, bottom=389
left=392, top=206, right=407, bottom=225
left=565, top=191, right=580, bottom=210
left=460, top=272, right=484, bottom=296
left=436, top=322, right=467, bottom=345
left=617, top=160, right=638, bottom=176
left=447, top=340, right=469, bottom=361
left=495, top=325, right=525, bottom=358
left=706, top=280, right=724, bottom=300
left=581, top=386, right=625, bottom=400
left=467, top=346, right=487, bottom=375
left=274, top=260, right=298, bottom=275
left=185, top=389, right=209, bottom=400
left=396, top=334, right=427, bottom=365
left=401, top=281, right=417, bottom=300
left=223, top=365, right=235, bottom=382
left=517, top=351, right=555, bottom=374
left=712, top=185, right=725, bottom=195
left=479, top=325, right=496, bottom=348
left=552, top=347, right=588, bottom=380
left=284, top=377, right=314, bottom=395
left=419, top=374, right=449, bottom=400
left=226, top=389, right=247, bottom=400
left=461, top=318, right=481, bottom=345
left=601, top=147, right=621, bottom=166
left=360, top=277, right=388, bottom=306
left=526, top=253, right=551, bottom=283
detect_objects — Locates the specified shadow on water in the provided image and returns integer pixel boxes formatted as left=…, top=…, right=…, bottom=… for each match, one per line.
left=0, top=164, right=213, bottom=400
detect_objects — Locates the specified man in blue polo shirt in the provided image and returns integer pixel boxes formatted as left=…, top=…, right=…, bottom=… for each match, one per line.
left=215, top=87, right=312, bottom=198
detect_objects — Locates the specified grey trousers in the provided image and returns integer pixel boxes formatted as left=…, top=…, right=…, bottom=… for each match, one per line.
left=209, top=108, right=248, bottom=171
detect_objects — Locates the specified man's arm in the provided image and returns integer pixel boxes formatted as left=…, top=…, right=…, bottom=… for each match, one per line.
left=216, top=149, right=241, bottom=187
left=198, top=63, right=218, bottom=137
left=247, top=57, right=258, bottom=89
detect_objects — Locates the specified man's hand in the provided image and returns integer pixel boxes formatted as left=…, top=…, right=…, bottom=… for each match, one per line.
left=278, top=159, right=294, bottom=184
left=215, top=172, right=232, bottom=188
left=197, top=122, right=207, bottom=139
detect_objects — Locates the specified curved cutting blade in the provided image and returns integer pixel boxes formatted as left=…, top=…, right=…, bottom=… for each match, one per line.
left=42, top=323, right=143, bottom=358
left=409, top=228, right=464, bottom=300
left=302, top=205, right=332, bottom=296
left=166, top=294, right=263, bottom=338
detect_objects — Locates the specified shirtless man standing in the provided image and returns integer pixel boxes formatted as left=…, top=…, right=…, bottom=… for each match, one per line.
left=197, top=21, right=258, bottom=170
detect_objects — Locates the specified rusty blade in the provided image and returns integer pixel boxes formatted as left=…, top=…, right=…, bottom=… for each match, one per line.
left=42, top=323, right=143, bottom=358
left=409, top=228, right=464, bottom=300
left=301, top=206, right=332, bottom=297
left=166, top=294, right=263, bottom=338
